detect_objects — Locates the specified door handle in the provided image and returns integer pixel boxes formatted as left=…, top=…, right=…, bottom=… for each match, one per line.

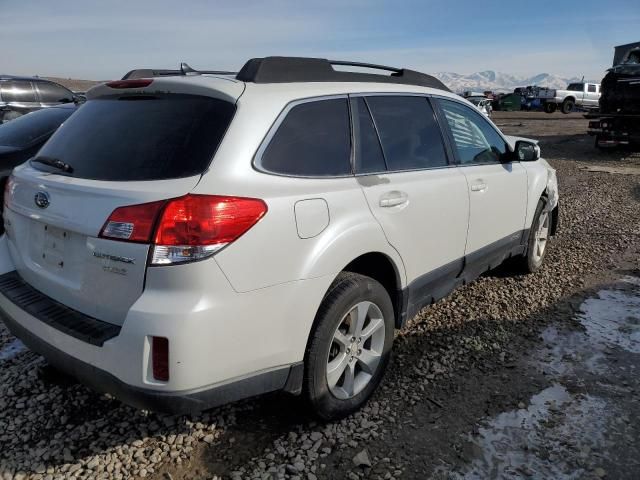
left=379, top=191, right=408, bottom=208
left=470, top=183, right=487, bottom=192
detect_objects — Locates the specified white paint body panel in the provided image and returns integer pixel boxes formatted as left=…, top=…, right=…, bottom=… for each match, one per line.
left=0, top=74, right=558, bottom=396
left=358, top=168, right=469, bottom=283
left=461, top=162, right=528, bottom=254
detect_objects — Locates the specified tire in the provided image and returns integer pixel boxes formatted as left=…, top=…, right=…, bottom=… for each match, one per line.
left=304, top=272, right=394, bottom=420
left=544, top=102, right=557, bottom=114
left=514, top=198, right=551, bottom=273
left=561, top=99, right=574, bottom=114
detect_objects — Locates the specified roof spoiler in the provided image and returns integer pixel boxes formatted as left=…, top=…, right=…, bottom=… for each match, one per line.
left=122, top=63, right=237, bottom=80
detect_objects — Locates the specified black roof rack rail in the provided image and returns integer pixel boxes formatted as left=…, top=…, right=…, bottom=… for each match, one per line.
left=122, top=63, right=237, bottom=80
left=235, top=57, right=450, bottom=91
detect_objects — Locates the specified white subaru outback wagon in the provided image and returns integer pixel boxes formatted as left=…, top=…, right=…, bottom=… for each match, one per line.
left=0, top=57, right=558, bottom=420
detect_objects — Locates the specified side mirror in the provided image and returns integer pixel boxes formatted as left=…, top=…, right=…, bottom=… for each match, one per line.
left=514, top=140, right=540, bottom=162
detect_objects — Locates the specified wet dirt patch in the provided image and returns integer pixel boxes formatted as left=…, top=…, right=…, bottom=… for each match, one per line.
left=579, top=277, right=640, bottom=353
left=442, top=275, right=640, bottom=480
left=456, top=384, right=610, bottom=479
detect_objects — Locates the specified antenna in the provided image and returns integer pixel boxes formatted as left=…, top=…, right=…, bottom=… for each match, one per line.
left=180, top=63, right=198, bottom=75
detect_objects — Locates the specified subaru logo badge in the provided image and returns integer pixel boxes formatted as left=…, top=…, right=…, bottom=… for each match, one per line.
left=34, top=191, right=50, bottom=209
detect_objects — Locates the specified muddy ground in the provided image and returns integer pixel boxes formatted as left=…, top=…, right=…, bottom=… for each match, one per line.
left=0, top=111, right=639, bottom=480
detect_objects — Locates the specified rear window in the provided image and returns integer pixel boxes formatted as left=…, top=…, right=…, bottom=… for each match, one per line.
left=0, top=107, right=74, bottom=148
left=258, top=98, right=351, bottom=177
left=34, top=94, right=235, bottom=181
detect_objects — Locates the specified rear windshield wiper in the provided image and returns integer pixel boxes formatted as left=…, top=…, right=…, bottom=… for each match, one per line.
left=30, top=156, right=74, bottom=173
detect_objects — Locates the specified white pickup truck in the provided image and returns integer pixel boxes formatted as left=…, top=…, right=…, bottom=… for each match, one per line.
left=539, top=82, right=601, bottom=114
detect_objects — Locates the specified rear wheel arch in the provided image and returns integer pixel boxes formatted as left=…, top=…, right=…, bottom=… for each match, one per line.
left=305, top=252, right=403, bottom=353
left=342, top=252, right=403, bottom=327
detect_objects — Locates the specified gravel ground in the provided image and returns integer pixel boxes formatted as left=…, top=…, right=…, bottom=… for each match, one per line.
left=0, top=111, right=639, bottom=480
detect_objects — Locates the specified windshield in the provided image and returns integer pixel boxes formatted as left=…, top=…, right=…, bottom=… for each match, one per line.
left=566, top=83, right=583, bottom=91
left=0, top=107, right=74, bottom=148
left=34, top=94, right=235, bottom=181
left=467, top=97, right=485, bottom=105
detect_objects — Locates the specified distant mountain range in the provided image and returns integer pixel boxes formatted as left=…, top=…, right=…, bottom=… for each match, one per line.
left=433, top=71, right=593, bottom=93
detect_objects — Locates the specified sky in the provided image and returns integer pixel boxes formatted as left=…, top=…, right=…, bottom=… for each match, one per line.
left=2, top=0, right=639, bottom=81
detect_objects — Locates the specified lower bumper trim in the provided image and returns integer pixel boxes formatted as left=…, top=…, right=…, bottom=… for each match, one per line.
left=1, top=309, right=300, bottom=414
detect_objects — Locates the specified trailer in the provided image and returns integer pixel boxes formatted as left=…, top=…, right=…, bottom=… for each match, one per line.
left=587, top=112, right=640, bottom=148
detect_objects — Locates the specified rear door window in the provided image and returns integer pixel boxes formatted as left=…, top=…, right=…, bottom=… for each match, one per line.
left=258, top=98, right=351, bottom=177
left=33, top=94, right=235, bottom=181
left=37, top=82, right=74, bottom=103
left=365, top=96, right=448, bottom=171
left=0, top=81, right=37, bottom=103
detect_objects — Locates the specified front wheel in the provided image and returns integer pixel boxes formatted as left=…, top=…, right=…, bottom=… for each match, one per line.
left=515, top=198, right=551, bottom=273
left=304, top=272, right=394, bottom=420
left=561, top=99, right=574, bottom=114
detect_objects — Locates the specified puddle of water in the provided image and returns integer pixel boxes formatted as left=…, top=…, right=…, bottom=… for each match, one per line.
left=457, top=384, right=610, bottom=479
left=579, top=280, right=640, bottom=353
left=0, top=338, right=26, bottom=361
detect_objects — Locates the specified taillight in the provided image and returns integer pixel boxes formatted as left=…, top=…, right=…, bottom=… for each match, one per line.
left=4, top=176, right=14, bottom=207
left=99, top=194, right=267, bottom=265
left=106, top=79, right=153, bottom=89
left=100, top=200, right=165, bottom=242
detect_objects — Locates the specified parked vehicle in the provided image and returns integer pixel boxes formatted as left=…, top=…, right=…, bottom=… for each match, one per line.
left=0, top=104, right=78, bottom=234
left=588, top=42, right=640, bottom=148
left=0, top=57, right=559, bottom=420
left=466, top=96, right=493, bottom=117
left=494, top=93, right=522, bottom=111
left=0, top=103, right=78, bottom=175
left=538, top=82, right=600, bottom=114
left=0, top=76, right=79, bottom=124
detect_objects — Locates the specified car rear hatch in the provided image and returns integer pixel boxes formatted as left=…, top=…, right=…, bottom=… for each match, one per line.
left=3, top=76, right=243, bottom=327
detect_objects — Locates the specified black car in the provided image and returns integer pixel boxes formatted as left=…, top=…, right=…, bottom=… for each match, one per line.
left=0, top=103, right=78, bottom=233
left=0, top=103, right=78, bottom=175
left=0, top=76, right=80, bottom=124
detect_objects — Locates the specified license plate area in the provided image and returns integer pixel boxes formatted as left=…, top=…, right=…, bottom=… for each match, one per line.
left=42, top=224, right=68, bottom=269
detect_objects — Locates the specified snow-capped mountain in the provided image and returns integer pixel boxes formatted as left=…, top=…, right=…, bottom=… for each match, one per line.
left=433, top=70, right=588, bottom=93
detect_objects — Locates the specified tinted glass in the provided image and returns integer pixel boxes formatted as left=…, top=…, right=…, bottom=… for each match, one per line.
left=366, top=96, right=447, bottom=171
left=352, top=97, right=386, bottom=174
left=0, top=81, right=37, bottom=103
left=567, top=83, right=583, bottom=91
left=38, top=82, right=74, bottom=103
left=260, top=99, right=351, bottom=176
left=438, top=99, right=507, bottom=165
left=588, top=84, right=597, bottom=93
left=35, top=95, right=235, bottom=181
left=0, top=107, right=74, bottom=148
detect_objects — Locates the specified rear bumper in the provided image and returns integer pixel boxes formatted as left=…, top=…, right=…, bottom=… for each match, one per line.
left=0, top=253, right=330, bottom=412
left=0, top=303, right=300, bottom=414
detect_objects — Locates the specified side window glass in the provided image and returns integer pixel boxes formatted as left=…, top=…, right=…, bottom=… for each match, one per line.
left=260, top=98, right=351, bottom=176
left=0, top=81, right=37, bottom=103
left=38, top=82, right=74, bottom=103
left=352, top=97, right=386, bottom=174
left=588, top=84, right=597, bottom=93
left=438, top=99, right=507, bottom=165
left=365, top=96, right=448, bottom=171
